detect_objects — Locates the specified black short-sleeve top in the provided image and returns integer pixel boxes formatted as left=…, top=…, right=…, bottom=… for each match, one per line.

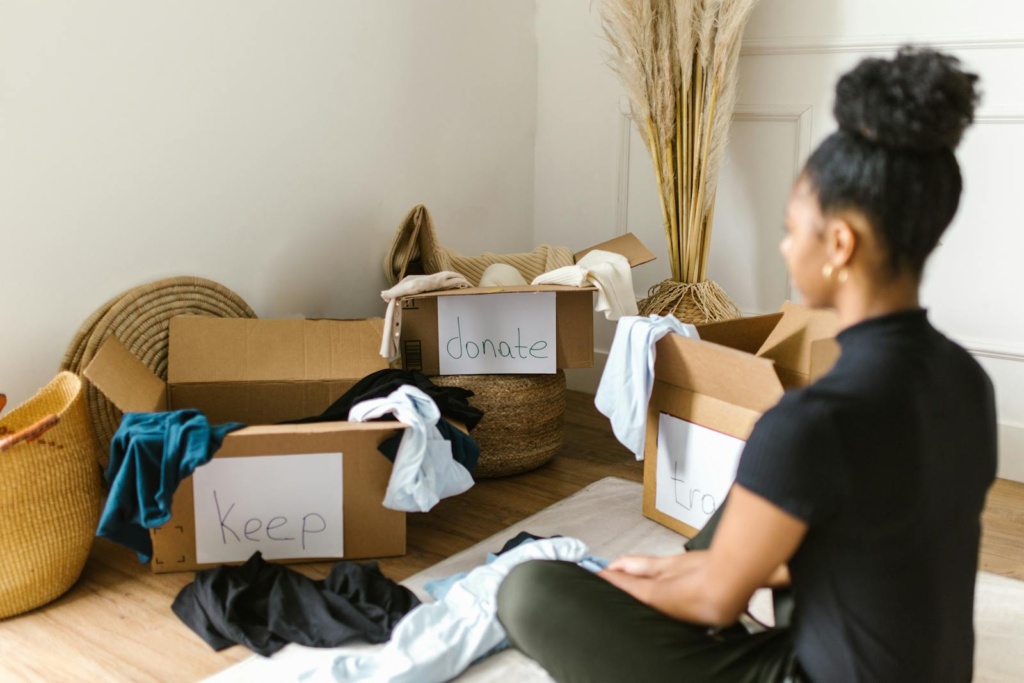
left=735, top=309, right=997, bottom=683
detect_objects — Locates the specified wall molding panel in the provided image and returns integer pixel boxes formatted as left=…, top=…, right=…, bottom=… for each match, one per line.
left=731, top=104, right=815, bottom=180
left=741, top=35, right=1024, bottom=57
left=959, top=337, right=1024, bottom=364
left=974, top=113, right=1024, bottom=125
left=615, top=103, right=813, bottom=280
left=998, top=422, right=1024, bottom=482
left=615, top=99, right=634, bottom=235
left=571, top=352, right=1024, bottom=483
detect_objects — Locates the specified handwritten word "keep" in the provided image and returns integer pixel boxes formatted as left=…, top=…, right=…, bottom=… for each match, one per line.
left=213, top=490, right=327, bottom=550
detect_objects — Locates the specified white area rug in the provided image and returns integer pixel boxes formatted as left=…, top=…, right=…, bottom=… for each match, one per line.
left=206, top=477, right=1024, bottom=683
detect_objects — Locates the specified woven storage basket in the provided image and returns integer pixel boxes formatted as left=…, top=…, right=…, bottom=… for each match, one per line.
left=0, top=373, right=103, bottom=619
left=431, top=371, right=566, bottom=478
left=60, top=276, right=257, bottom=462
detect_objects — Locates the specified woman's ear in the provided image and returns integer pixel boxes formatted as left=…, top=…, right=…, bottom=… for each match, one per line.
left=824, top=215, right=858, bottom=268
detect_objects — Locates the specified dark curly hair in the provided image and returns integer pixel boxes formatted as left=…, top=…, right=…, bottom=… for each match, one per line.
left=803, top=46, right=981, bottom=277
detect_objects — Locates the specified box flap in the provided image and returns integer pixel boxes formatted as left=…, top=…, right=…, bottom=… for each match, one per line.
left=83, top=337, right=168, bottom=413
left=168, top=379, right=359, bottom=425
left=755, top=302, right=841, bottom=386
left=168, top=317, right=388, bottom=383
left=654, top=333, right=785, bottom=414
left=694, top=313, right=784, bottom=355
left=215, top=422, right=404, bottom=437
left=809, top=338, right=841, bottom=382
left=404, top=284, right=594, bottom=300
left=574, top=232, right=656, bottom=268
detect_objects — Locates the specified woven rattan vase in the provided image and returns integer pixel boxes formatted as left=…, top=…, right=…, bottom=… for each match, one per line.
left=637, top=279, right=741, bottom=324
left=0, top=373, right=103, bottom=619
left=431, top=372, right=566, bottom=478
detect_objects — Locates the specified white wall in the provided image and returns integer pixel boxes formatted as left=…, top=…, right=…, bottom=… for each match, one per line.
left=534, top=0, right=1024, bottom=481
left=0, top=0, right=538, bottom=408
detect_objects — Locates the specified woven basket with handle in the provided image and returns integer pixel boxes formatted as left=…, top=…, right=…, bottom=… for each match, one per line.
left=0, top=373, right=103, bottom=619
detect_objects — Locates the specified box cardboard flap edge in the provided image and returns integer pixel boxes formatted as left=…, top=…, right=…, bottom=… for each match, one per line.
left=694, top=312, right=784, bottom=355
left=653, top=333, right=786, bottom=414
left=755, top=302, right=841, bottom=387
left=84, top=336, right=168, bottom=413
left=404, top=284, right=597, bottom=299
left=573, top=232, right=656, bottom=268
left=169, top=316, right=387, bottom=383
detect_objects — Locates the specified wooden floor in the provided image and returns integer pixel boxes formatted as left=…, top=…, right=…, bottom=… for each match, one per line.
left=2, top=391, right=1022, bottom=682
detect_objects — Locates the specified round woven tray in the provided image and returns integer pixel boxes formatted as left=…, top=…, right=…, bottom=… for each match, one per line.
left=60, top=277, right=257, bottom=461
left=431, top=371, right=566, bottom=478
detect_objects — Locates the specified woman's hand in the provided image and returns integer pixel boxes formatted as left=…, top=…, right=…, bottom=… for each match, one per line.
left=606, top=553, right=679, bottom=578
left=595, top=485, right=808, bottom=626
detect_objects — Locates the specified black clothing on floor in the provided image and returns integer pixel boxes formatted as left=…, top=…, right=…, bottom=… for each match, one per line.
left=496, top=531, right=555, bottom=555
left=285, top=369, right=483, bottom=430
left=498, top=560, right=807, bottom=683
left=172, top=552, right=420, bottom=657
left=378, top=417, right=480, bottom=474
left=736, top=309, right=997, bottom=683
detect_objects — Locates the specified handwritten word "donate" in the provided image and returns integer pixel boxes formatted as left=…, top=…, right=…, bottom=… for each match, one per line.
left=444, top=317, right=549, bottom=361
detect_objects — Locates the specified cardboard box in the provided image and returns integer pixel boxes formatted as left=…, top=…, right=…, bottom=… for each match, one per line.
left=399, top=233, right=656, bottom=375
left=84, top=317, right=406, bottom=573
left=642, top=302, right=841, bottom=537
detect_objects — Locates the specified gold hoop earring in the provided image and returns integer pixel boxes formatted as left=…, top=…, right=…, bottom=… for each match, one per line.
left=822, top=263, right=834, bottom=280
left=837, top=268, right=849, bottom=284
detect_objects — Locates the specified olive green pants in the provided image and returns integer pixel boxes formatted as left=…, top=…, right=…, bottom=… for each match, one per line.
left=496, top=503, right=806, bottom=683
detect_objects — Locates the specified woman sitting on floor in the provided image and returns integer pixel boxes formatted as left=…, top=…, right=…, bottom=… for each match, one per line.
left=497, top=47, right=995, bottom=683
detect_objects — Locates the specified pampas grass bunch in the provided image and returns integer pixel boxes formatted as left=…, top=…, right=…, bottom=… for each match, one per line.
left=603, top=0, right=759, bottom=321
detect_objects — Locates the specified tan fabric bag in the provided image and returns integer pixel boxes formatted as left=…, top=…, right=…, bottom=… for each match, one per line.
left=384, top=205, right=574, bottom=287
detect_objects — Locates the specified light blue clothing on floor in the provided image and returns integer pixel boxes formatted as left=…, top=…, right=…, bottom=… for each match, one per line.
left=578, top=554, right=610, bottom=573
left=425, top=552, right=609, bottom=601
left=594, top=314, right=699, bottom=460
left=301, top=537, right=589, bottom=683
left=418, top=547, right=611, bottom=667
left=423, top=570, right=472, bottom=601
left=349, top=385, right=474, bottom=513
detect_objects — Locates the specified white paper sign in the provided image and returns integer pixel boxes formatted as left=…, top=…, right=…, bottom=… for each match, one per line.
left=192, top=453, right=344, bottom=564
left=437, top=292, right=557, bottom=374
left=655, top=414, right=744, bottom=531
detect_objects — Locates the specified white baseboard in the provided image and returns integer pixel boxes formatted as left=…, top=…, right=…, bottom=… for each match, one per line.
left=565, top=351, right=608, bottom=394
left=998, top=423, right=1024, bottom=483
left=570, top=351, right=1024, bottom=483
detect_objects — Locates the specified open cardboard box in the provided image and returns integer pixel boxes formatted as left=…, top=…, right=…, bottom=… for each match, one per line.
left=85, top=317, right=407, bottom=573
left=399, top=233, right=655, bottom=375
left=642, top=302, right=842, bottom=537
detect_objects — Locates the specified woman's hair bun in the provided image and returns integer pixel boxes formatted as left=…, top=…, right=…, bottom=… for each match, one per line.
left=834, top=46, right=981, bottom=150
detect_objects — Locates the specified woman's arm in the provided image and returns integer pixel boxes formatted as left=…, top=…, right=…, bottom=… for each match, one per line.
left=600, top=484, right=807, bottom=626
